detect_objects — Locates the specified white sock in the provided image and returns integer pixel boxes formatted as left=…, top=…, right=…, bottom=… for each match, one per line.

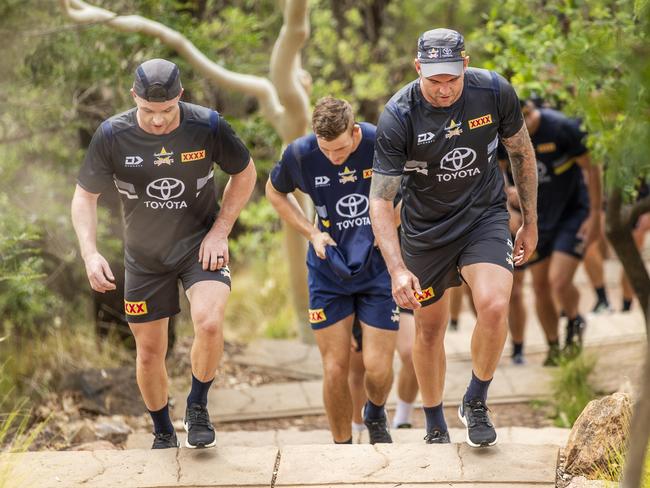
left=351, top=421, right=365, bottom=433
left=392, top=398, right=414, bottom=428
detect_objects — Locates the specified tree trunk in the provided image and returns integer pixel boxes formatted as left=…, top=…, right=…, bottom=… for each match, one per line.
left=606, top=188, right=650, bottom=487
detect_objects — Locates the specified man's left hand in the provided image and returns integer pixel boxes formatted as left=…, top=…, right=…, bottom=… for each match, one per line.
left=199, top=230, right=229, bottom=270
left=578, top=212, right=601, bottom=249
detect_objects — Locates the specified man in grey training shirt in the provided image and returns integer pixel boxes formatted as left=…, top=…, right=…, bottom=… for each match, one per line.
left=369, top=29, right=538, bottom=447
left=71, top=59, right=256, bottom=449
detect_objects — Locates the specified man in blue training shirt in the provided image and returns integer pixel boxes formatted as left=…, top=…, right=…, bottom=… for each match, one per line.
left=266, top=97, right=398, bottom=445
left=501, top=99, right=602, bottom=366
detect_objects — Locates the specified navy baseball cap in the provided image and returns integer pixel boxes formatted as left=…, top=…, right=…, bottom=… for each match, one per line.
left=133, top=59, right=182, bottom=102
left=417, top=28, right=466, bottom=77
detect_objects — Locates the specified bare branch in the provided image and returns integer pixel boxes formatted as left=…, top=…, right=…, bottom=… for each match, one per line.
left=60, top=0, right=287, bottom=134
left=270, top=0, right=311, bottom=141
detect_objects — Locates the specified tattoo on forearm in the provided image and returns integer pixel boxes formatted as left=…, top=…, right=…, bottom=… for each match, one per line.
left=502, top=124, right=538, bottom=223
left=370, top=173, right=401, bottom=201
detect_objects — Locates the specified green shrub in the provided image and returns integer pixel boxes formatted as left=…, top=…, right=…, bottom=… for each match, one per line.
left=551, top=353, right=597, bottom=428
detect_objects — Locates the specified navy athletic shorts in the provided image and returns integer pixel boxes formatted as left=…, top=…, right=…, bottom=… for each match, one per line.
left=528, top=205, right=588, bottom=266
left=307, top=248, right=398, bottom=331
left=124, top=251, right=231, bottom=324
left=401, top=217, right=513, bottom=307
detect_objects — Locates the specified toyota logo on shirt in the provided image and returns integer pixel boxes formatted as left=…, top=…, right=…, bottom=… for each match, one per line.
left=440, top=148, right=476, bottom=171
left=146, top=178, right=185, bottom=201
left=336, top=193, right=369, bottom=218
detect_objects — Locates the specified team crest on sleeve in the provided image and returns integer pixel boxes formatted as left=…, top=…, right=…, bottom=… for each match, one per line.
left=309, top=308, right=327, bottom=324
left=469, top=114, right=493, bottom=130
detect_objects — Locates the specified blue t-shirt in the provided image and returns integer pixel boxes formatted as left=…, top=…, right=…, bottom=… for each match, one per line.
left=499, top=108, right=589, bottom=233
left=270, top=122, right=381, bottom=280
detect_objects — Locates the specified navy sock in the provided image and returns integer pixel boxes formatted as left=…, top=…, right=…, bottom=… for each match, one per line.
left=623, top=299, right=632, bottom=312
left=464, top=371, right=492, bottom=404
left=513, top=342, right=524, bottom=356
left=187, top=374, right=214, bottom=408
left=334, top=437, right=352, bottom=444
left=595, top=287, right=609, bottom=304
left=149, top=404, right=174, bottom=434
left=423, top=403, right=447, bottom=433
left=363, top=399, right=385, bottom=421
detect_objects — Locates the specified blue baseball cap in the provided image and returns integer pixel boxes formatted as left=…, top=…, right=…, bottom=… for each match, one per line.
left=133, top=59, right=182, bottom=102
left=417, top=28, right=466, bottom=77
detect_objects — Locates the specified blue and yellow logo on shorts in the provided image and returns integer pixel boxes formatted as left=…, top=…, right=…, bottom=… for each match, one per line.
left=309, top=308, right=327, bottom=324
left=414, top=287, right=435, bottom=302
left=125, top=300, right=148, bottom=316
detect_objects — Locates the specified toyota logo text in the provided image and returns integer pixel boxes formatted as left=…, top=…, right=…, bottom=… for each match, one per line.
left=146, top=178, right=185, bottom=201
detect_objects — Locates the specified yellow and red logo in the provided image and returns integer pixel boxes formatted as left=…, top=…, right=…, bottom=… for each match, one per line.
left=414, top=287, right=435, bottom=302
left=181, top=150, right=206, bottom=163
left=125, top=300, right=148, bottom=316
left=469, top=114, right=493, bottom=130
left=363, top=169, right=373, bottom=179
left=308, top=308, right=327, bottom=324
left=536, top=142, right=556, bottom=153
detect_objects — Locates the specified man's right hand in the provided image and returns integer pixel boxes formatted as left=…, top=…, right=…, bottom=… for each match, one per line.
left=391, top=266, right=422, bottom=310
left=83, top=252, right=116, bottom=293
left=310, top=231, right=337, bottom=259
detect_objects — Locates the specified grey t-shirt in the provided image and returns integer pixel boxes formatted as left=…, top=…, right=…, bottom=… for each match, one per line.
left=373, top=68, right=523, bottom=251
left=77, top=101, right=250, bottom=273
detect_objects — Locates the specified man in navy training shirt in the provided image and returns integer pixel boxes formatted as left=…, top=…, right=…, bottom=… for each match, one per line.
left=266, top=97, right=398, bottom=445
left=370, top=29, right=538, bottom=448
left=501, top=99, right=602, bottom=366
left=71, top=59, right=256, bottom=449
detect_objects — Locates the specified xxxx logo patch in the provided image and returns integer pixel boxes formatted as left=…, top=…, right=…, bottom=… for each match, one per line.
left=468, top=114, right=493, bottom=130
left=308, top=308, right=327, bottom=324
left=181, top=150, right=206, bottom=163
left=363, top=169, right=373, bottom=179
left=124, top=300, right=148, bottom=316
left=414, top=287, right=435, bottom=302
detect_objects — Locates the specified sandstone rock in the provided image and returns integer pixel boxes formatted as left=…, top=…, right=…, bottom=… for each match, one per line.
left=564, top=392, right=632, bottom=477
left=566, top=475, right=610, bottom=488
left=69, top=421, right=97, bottom=444
left=94, top=416, right=132, bottom=444
left=71, top=440, right=119, bottom=451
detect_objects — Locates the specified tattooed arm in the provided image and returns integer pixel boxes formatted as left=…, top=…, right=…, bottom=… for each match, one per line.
left=370, top=173, right=422, bottom=309
left=501, top=123, right=539, bottom=264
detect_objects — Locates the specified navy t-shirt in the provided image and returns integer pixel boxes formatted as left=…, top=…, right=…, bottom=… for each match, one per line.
left=77, top=101, right=250, bottom=273
left=270, top=123, right=380, bottom=279
left=499, top=108, right=589, bottom=233
left=373, top=68, right=524, bottom=251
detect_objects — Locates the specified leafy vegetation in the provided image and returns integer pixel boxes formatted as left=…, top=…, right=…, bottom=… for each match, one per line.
left=550, top=354, right=597, bottom=428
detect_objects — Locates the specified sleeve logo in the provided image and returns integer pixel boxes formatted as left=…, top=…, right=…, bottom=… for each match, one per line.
left=468, top=114, right=493, bottom=130
left=308, top=308, right=327, bottom=323
left=181, top=150, right=206, bottom=162
left=125, top=300, right=148, bottom=316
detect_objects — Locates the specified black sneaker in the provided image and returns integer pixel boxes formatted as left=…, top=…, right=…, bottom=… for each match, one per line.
left=458, top=398, right=497, bottom=448
left=564, top=315, right=586, bottom=356
left=152, top=431, right=179, bottom=449
left=364, top=414, right=392, bottom=444
left=184, top=403, right=216, bottom=448
left=591, top=300, right=612, bottom=315
left=543, top=344, right=561, bottom=367
left=396, top=422, right=412, bottom=429
left=424, top=429, right=450, bottom=444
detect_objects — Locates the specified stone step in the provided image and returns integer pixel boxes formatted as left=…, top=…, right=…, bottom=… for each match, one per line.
left=124, top=426, right=570, bottom=450
left=5, top=442, right=558, bottom=487
left=171, top=339, right=645, bottom=423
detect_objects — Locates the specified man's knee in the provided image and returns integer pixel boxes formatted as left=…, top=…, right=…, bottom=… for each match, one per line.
left=193, top=312, right=223, bottom=338
left=549, top=273, right=574, bottom=298
left=415, top=322, right=446, bottom=348
left=136, top=342, right=166, bottom=368
left=475, top=295, right=509, bottom=326
left=323, top=358, right=349, bottom=383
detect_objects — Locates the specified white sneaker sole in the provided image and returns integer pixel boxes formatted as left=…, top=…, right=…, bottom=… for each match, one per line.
left=183, top=421, right=217, bottom=449
left=457, top=405, right=498, bottom=448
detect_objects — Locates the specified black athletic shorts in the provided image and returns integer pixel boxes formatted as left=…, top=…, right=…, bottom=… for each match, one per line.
left=124, top=252, right=231, bottom=324
left=528, top=204, right=588, bottom=266
left=401, top=218, right=513, bottom=307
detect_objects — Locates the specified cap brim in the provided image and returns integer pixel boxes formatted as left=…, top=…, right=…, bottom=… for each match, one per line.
left=420, top=61, right=463, bottom=77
